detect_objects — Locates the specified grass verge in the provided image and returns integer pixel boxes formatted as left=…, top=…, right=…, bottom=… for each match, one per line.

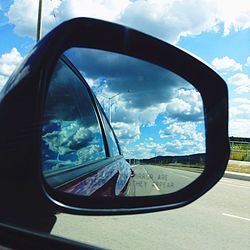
left=226, top=163, right=250, bottom=174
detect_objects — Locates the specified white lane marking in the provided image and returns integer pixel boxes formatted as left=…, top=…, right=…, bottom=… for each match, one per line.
left=222, top=213, right=250, bottom=221
left=153, top=183, right=160, bottom=191
left=141, top=166, right=160, bottom=191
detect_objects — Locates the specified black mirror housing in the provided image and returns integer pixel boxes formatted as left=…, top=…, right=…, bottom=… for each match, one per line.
left=0, top=18, right=230, bottom=216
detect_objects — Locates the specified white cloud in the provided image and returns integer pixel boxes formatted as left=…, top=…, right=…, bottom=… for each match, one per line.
left=112, top=122, right=140, bottom=141
left=229, top=97, right=250, bottom=137
left=229, top=119, right=250, bottom=137
left=229, top=73, right=250, bottom=86
left=96, top=82, right=204, bottom=158
left=164, top=88, right=203, bottom=122
left=125, top=141, right=164, bottom=159
left=235, top=86, right=250, bottom=94
left=56, top=0, right=129, bottom=22
left=159, top=121, right=204, bottom=142
left=232, top=98, right=250, bottom=104
left=117, top=0, right=221, bottom=43
left=7, top=0, right=128, bottom=39
left=127, top=127, right=205, bottom=158
left=0, top=48, right=23, bottom=76
left=165, top=138, right=204, bottom=155
left=211, top=56, right=242, bottom=72
left=7, top=0, right=62, bottom=38
left=159, top=120, right=205, bottom=155
left=0, top=48, right=23, bottom=90
left=108, top=88, right=204, bottom=158
left=98, top=93, right=167, bottom=127
left=6, top=0, right=250, bottom=43
left=246, top=56, right=250, bottom=67
left=230, top=105, right=250, bottom=119
left=43, top=120, right=105, bottom=167
left=228, top=73, right=250, bottom=93
left=217, top=0, right=250, bottom=36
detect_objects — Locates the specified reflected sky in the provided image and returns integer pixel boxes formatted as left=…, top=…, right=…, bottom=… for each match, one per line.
left=65, top=48, right=206, bottom=159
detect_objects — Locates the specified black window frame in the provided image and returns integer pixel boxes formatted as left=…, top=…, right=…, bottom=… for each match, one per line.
left=60, top=55, right=122, bottom=158
left=95, top=99, right=122, bottom=156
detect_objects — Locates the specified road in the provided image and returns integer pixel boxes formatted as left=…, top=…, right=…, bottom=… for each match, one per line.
left=126, top=164, right=201, bottom=196
left=52, top=177, right=250, bottom=250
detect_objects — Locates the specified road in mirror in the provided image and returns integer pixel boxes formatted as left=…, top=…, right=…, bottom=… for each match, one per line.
left=41, top=48, right=206, bottom=197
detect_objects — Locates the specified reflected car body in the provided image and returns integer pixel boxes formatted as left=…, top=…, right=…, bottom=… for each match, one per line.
left=45, top=155, right=132, bottom=197
left=60, top=158, right=132, bottom=196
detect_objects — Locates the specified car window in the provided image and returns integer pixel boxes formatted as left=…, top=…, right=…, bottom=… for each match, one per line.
left=41, top=59, right=106, bottom=176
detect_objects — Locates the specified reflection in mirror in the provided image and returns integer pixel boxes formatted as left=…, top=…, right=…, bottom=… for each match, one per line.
left=41, top=48, right=205, bottom=197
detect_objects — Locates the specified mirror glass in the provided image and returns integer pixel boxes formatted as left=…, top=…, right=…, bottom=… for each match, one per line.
left=41, top=48, right=205, bottom=197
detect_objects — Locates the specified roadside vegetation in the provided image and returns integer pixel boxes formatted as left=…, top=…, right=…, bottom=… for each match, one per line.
left=225, top=141, right=250, bottom=173
left=226, top=163, right=250, bottom=174
left=230, top=143, right=250, bottom=161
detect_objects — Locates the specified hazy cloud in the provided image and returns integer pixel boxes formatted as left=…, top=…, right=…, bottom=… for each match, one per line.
left=230, top=101, right=250, bottom=120
left=229, top=97, right=250, bottom=137
left=232, top=97, right=250, bottom=104
left=228, top=73, right=250, bottom=94
left=212, top=56, right=242, bottom=72
left=229, top=119, right=250, bottom=137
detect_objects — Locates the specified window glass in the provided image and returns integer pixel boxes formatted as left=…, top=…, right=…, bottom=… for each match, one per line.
left=42, top=59, right=106, bottom=175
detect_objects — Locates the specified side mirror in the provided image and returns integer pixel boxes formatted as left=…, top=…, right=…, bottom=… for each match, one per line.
left=0, top=18, right=229, bottom=215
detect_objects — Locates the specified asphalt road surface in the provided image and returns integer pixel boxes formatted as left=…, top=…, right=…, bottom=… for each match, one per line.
left=126, top=164, right=201, bottom=196
left=52, top=177, right=250, bottom=250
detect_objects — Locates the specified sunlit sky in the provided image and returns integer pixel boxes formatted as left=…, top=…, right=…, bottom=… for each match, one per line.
left=0, top=0, right=250, bottom=158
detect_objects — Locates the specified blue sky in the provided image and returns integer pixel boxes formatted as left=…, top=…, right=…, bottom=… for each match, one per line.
left=0, top=0, right=249, bottom=158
